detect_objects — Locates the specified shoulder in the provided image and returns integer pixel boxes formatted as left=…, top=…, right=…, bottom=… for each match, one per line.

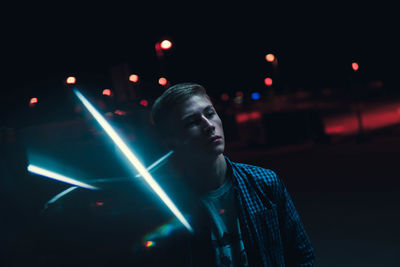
left=233, top=161, right=278, bottom=181
left=226, top=157, right=287, bottom=206
left=227, top=157, right=283, bottom=190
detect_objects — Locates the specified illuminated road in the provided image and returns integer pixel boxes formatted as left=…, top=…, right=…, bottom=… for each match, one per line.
left=324, top=100, right=400, bottom=135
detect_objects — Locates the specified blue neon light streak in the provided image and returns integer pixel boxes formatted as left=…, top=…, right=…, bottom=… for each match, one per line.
left=27, top=165, right=98, bottom=190
left=73, top=89, right=193, bottom=233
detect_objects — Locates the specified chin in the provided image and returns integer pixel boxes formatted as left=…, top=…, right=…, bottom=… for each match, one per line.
left=209, top=144, right=225, bottom=157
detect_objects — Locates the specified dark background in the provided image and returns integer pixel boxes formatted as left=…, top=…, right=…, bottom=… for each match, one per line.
left=2, top=3, right=400, bottom=108
left=1, top=3, right=400, bottom=267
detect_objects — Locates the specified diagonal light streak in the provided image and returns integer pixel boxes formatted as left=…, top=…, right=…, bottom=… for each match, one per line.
left=74, top=89, right=192, bottom=233
left=87, top=150, right=174, bottom=183
left=27, top=165, right=98, bottom=190
left=44, top=186, right=78, bottom=210
left=39, top=150, right=174, bottom=210
left=136, top=150, right=174, bottom=177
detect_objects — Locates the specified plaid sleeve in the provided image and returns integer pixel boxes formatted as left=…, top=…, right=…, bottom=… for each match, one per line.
left=276, top=176, right=315, bottom=267
left=243, top=165, right=315, bottom=266
left=229, top=159, right=315, bottom=266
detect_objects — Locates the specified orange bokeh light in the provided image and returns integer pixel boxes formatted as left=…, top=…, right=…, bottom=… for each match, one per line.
left=265, top=53, right=275, bottom=62
left=352, top=62, right=359, bottom=71
left=158, top=77, right=168, bottom=86
left=129, top=74, right=139, bottom=83
left=160, top=40, right=172, bottom=50
left=66, top=76, right=76, bottom=84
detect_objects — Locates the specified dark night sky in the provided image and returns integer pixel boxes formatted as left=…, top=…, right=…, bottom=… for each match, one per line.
left=2, top=3, right=399, bottom=110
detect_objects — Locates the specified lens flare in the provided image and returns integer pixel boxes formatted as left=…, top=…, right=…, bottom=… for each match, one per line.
left=145, top=240, right=155, bottom=247
left=143, top=216, right=185, bottom=242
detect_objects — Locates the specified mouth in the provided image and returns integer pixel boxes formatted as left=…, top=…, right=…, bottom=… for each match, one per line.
left=208, top=135, right=222, bottom=143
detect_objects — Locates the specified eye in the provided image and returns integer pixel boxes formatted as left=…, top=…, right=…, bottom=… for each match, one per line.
left=184, top=117, right=201, bottom=128
left=205, top=110, right=215, bottom=118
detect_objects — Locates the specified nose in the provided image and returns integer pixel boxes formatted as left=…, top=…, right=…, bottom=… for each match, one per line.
left=201, top=115, right=215, bottom=133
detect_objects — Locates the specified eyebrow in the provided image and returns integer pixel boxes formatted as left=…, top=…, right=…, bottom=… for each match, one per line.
left=181, top=105, right=214, bottom=121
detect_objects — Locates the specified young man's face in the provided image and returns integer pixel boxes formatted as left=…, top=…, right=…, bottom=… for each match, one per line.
left=168, top=94, right=225, bottom=159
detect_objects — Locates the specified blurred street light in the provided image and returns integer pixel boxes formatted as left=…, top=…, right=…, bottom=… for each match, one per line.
left=264, top=77, right=273, bottom=87
left=251, top=92, right=261, bottom=100
left=155, top=38, right=173, bottom=58
left=160, top=40, right=172, bottom=50
left=29, top=97, right=38, bottom=107
left=352, top=62, right=359, bottom=72
left=158, top=77, right=168, bottom=86
left=102, top=89, right=112, bottom=96
left=66, top=76, right=76, bottom=84
left=129, top=74, right=139, bottom=83
left=140, top=99, right=148, bottom=107
left=221, top=93, right=229, bottom=101
left=265, top=53, right=275, bottom=62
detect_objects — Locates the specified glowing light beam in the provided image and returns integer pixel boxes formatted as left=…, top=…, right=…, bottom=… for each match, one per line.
left=44, top=186, right=78, bottom=210
left=41, top=150, right=174, bottom=210
left=27, top=165, right=98, bottom=190
left=73, top=89, right=193, bottom=233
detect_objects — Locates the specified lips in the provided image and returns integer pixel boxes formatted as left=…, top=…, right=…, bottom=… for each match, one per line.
left=208, top=135, right=222, bottom=143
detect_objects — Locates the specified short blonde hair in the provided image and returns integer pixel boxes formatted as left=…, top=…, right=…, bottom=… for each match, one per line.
left=151, top=82, right=209, bottom=136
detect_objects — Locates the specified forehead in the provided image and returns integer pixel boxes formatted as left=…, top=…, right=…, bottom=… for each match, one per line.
left=173, top=94, right=214, bottom=118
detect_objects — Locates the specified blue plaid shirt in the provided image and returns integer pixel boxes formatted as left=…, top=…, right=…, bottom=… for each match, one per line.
left=225, top=156, right=315, bottom=266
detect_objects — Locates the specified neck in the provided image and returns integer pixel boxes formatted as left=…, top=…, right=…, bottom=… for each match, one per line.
left=183, top=154, right=227, bottom=193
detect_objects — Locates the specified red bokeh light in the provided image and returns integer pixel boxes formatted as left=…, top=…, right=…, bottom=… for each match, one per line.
left=236, top=111, right=261, bottom=123
left=102, top=89, right=112, bottom=96
left=114, top=109, right=127, bottom=116
left=236, top=91, right=244, bottom=98
left=221, top=93, right=229, bottom=101
left=236, top=113, right=249, bottom=123
left=264, top=77, right=273, bottom=86
left=352, top=62, right=359, bottom=71
left=249, top=111, right=261, bottom=119
left=29, top=97, right=38, bottom=104
left=140, top=99, right=148, bottom=107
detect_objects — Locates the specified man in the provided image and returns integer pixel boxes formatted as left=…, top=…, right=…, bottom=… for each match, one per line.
left=151, top=82, right=315, bottom=266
